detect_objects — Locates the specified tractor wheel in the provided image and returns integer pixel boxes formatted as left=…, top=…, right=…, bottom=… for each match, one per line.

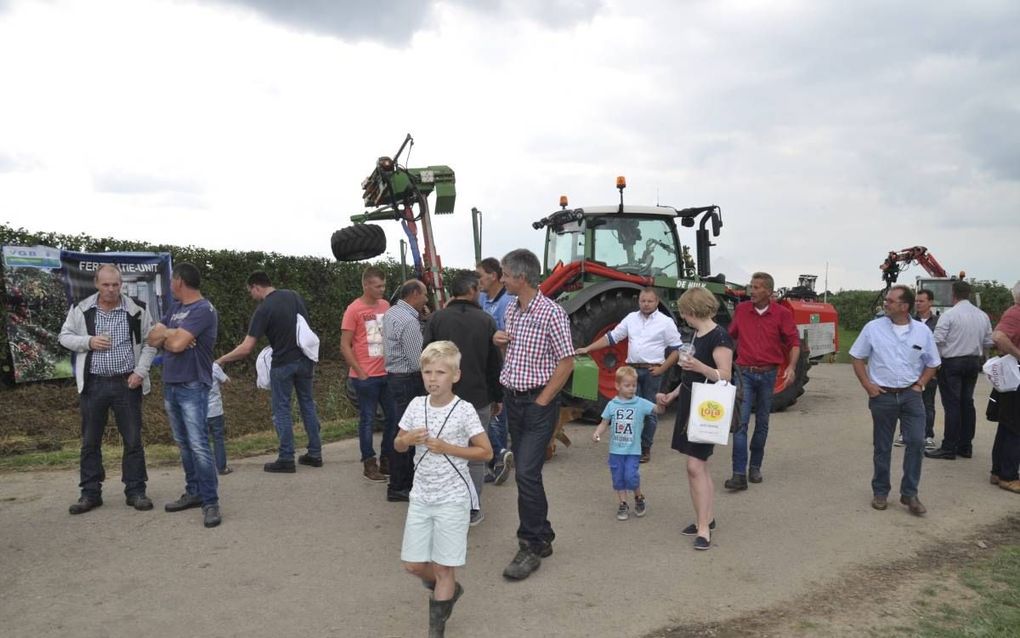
left=570, top=290, right=639, bottom=419
left=770, top=347, right=811, bottom=412
left=331, top=224, right=387, bottom=262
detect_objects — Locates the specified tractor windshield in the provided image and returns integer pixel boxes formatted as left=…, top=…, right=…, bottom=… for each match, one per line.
left=592, top=216, right=679, bottom=277
left=546, top=227, right=585, bottom=270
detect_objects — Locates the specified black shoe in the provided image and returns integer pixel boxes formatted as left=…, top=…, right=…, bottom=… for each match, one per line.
left=956, top=448, right=973, bottom=459
left=748, top=467, right=763, bottom=483
left=69, top=496, right=103, bottom=515
left=682, top=519, right=716, bottom=536
left=386, top=488, right=410, bottom=502
left=694, top=535, right=712, bottom=550
left=125, top=493, right=153, bottom=511
left=297, top=454, right=323, bottom=467
left=164, top=493, right=203, bottom=512
left=724, top=474, right=748, bottom=490
left=203, top=504, right=222, bottom=528
left=924, top=448, right=956, bottom=460
left=503, top=547, right=542, bottom=580
left=264, top=459, right=297, bottom=473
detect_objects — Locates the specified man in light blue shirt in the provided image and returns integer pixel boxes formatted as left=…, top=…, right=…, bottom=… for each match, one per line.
left=477, top=257, right=516, bottom=483
left=850, top=285, right=940, bottom=516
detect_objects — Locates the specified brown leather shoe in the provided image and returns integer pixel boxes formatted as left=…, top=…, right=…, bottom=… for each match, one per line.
left=378, top=454, right=390, bottom=476
left=363, top=458, right=386, bottom=482
left=999, top=479, right=1020, bottom=494
left=900, top=495, right=926, bottom=515
left=871, top=495, right=888, bottom=510
left=990, top=473, right=1001, bottom=485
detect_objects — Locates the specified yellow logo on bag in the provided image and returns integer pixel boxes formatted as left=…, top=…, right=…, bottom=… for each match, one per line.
left=697, top=400, right=725, bottom=422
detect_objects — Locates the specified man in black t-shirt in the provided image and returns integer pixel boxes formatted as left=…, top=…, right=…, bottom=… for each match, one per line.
left=217, top=271, right=324, bottom=473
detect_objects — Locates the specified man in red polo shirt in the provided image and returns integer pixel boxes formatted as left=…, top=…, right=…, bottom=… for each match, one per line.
left=725, top=272, right=800, bottom=491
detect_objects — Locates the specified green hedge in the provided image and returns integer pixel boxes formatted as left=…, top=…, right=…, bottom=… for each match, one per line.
left=0, top=222, right=460, bottom=386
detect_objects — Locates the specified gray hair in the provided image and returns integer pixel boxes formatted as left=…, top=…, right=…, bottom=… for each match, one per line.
left=501, top=249, right=542, bottom=288
left=1012, top=280, right=1020, bottom=303
left=751, top=271, right=775, bottom=292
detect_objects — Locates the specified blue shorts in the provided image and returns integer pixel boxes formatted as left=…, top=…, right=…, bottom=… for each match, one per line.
left=608, top=453, right=641, bottom=491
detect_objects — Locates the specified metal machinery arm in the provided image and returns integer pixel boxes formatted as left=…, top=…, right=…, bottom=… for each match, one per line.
left=879, top=246, right=949, bottom=289
left=350, top=135, right=456, bottom=308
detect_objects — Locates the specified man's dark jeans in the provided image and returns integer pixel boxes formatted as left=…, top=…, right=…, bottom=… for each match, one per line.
left=732, top=367, right=777, bottom=475
left=352, top=375, right=398, bottom=462
left=79, top=375, right=147, bottom=498
left=505, top=391, right=560, bottom=551
left=270, top=357, right=322, bottom=461
left=921, top=378, right=938, bottom=439
left=635, top=367, right=664, bottom=450
left=991, top=423, right=1020, bottom=482
left=938, top=356, right=983, bottom=453
left=388, top=372, right=424, bottom=492
left=870, top=389, right=925, bottom=497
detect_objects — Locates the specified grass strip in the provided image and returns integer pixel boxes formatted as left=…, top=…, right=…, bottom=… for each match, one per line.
left=916, top=545, right=1020, bottom=637
left=0, top=419, right=358, bottom=472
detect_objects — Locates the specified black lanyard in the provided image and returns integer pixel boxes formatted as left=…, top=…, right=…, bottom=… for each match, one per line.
left=413, top=398, right=477, bottom=509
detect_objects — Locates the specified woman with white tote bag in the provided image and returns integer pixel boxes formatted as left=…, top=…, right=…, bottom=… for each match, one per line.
left=657, top=288, right=735, bottom=551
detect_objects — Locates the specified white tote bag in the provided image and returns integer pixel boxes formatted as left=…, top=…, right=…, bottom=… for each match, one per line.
left=983, top=355, right=1020, bottom=392
left=296, top=314, right=320, bottom=362
left=687, top=380, right=736, bottom=445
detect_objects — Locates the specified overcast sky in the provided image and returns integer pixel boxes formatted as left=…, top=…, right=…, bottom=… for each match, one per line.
left=1, top=0, right=1017, bottom=291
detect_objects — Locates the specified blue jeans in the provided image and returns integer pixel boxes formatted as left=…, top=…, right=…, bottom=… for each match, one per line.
left=869, top=390, right=925, bottom=497
left=505, top=392, right=560, bottom=551
left=489, top=401, right=509, bottom=460
left=270, top=358, right=323, bottom=460
left=164, top=382, right=218, bottom=506
left=387, top=372, right=425, bottom=491
left=732, top=367, right=777, bottom=475
left=608, top=453, right=641, bottom=491
left=635, top=367, right=663, bottom=450
left=351, top=375, right=398, bottom=462
left=938, top=356, right=982, bottom=453
left=206, top=414, right=227, bottom=472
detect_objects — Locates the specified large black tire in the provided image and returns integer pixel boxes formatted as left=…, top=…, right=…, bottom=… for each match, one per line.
left=331, top=224, right=387, bottom=262
left=770, top=347, right=811, bottom=412
left=569, top=290, right=639, bottom=420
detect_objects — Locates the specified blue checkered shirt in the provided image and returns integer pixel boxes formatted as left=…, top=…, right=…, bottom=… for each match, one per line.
left=89, top=304, right=135, bottom=376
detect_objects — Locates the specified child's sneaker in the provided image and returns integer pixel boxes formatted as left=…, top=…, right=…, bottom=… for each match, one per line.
left=616, top=502, right=630, bottom=521
left=634, top=495, right=647, bottom=517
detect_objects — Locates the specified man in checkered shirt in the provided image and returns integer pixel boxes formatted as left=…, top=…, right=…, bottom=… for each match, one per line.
left=59, top=264, right=158, bottom=516
left=493, top=249, right=575, bottom=581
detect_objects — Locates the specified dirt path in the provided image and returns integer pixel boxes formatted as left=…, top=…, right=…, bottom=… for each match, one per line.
left=2, top=364, right=1018, bottom=638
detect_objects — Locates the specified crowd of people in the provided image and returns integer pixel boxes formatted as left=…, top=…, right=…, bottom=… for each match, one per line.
left=57, top=255, right=1020, bottom=637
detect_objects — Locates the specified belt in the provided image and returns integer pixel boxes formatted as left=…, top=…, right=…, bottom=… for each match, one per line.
left=388, top=371, right=420, bottom=377
left=628, top=363, right=662, bottom=369
left=94, top=372, right=132, bottom=379
left=879, top=385, right=916, bottom=394
left=741, top=365, right=778, bottom=373
left=942, top=355, right=982, bottom=361
left=505, top=386, right=544, bottom=399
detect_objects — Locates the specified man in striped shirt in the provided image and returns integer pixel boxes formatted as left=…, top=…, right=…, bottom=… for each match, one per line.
left=383, top=279, right=428, bottom=502
left=494, top=249, right=575, bottom=581
left=926, top=281, right=994, bottom=460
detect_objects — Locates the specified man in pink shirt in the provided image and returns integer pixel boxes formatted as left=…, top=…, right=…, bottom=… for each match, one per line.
left=725, top=271, right=800, bottom=491
left=341, top=266, right=398, bottom=482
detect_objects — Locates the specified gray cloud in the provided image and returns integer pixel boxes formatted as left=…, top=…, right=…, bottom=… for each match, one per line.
left=206, top=0, right=604, bottom=45
left=92, top=170, right=204, bottom=197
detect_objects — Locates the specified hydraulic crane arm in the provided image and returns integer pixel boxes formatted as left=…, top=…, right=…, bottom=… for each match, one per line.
left=879, top=246, right=948, bottom=288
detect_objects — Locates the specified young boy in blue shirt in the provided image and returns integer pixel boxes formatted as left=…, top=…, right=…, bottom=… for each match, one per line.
left=593, top=366, right=662, bottom=520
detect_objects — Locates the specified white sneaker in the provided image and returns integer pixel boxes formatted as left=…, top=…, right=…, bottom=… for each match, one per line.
left=925, top=437, right=937, bottom=450
left=893, top=434, right=905, bottom=447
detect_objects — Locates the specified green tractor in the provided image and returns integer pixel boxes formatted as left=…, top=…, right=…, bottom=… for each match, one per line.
left=535, top=178, right=811, bottom=416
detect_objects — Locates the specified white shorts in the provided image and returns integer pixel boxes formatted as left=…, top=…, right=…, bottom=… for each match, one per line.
left=400, top=500, right=471, bottom=567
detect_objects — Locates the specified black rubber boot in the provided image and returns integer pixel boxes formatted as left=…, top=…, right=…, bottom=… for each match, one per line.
left=429, top=597, right=453, bottom=637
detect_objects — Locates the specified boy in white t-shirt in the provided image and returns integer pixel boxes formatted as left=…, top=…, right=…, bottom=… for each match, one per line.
left=207, top=362, right=231, bottom=475
left=395, top=340, right=492, bottom=637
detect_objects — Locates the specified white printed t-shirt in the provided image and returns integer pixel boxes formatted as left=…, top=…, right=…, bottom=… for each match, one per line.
left=399, top=395, right=484, bottom=506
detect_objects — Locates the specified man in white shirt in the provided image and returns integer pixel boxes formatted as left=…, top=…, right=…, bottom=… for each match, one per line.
left=576, top=288, right=682, bottom=463
left=926, top=281, right=994, bottom=460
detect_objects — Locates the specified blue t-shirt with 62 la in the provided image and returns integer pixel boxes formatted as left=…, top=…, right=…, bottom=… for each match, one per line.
left=161, top=298, right=218, bottom=386
left=601, top=396, right=657, bottom=455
